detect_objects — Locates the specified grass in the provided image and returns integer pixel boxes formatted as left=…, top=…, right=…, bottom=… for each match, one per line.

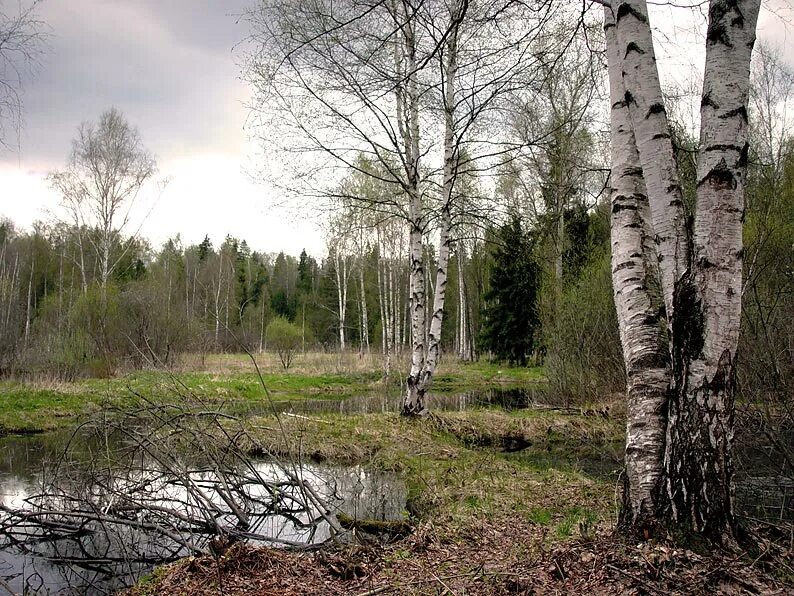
left=0, top=352, right=546, bottom=434
left=243, top=407, right=623, bottom=543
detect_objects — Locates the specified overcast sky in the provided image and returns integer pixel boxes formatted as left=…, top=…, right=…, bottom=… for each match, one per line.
left=0, top=0, right=792, bottom=259
left=0, top=0, right=327, bottom=257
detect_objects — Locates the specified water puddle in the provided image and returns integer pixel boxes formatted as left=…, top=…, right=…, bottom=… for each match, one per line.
left=0, top=432, right=406, bottom=595
left=270, top=385, right=550, bottom=415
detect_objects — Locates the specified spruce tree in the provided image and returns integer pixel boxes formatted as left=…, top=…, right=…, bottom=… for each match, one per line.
left=481, top=215, right=540, bottom=366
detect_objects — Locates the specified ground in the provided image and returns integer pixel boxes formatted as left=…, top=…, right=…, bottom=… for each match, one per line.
left=1, top=353, right=790, bottom=594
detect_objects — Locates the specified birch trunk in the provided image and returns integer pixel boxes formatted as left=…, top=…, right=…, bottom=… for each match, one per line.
left=605, top=6, right=670, bottom=532
left=359, top=264, right=369, bottom=354
left=610, top=0, right=761, bottom=543
left=663, top=0, right=760, bottom=544
left=24, top=256, right=34, bottom=350
left=334, top=251, right=348, bottom=352
left=457, top=245, right=472, bottom=362
left=614, top=0, right=689, bottom=321
left=398, top=10, right=428, bottom=416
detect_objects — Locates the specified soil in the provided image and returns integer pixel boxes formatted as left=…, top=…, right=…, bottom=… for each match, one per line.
left=126, top=516, right=792, bottom=595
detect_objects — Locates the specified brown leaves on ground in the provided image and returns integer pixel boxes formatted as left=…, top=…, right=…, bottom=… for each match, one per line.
left=127, top=518, right=791, bottom=595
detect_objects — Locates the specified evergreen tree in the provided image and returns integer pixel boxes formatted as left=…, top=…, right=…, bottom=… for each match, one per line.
left=480, top=215, right=540, bottom=366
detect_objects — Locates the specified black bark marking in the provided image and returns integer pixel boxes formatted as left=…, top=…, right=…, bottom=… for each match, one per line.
left=623, top=166, right=643, bottom=178
left=719, top=106, right=748, bottom=122
left=706, top=22, right=731, bottom=47
left=652, top=133, right=671, bottom=140
left=614, top=260, right=635, bottom=272
left=706, top=0, right=742, bottom=47
left=616, top=3, right=648, bottom=24
left=705, top=143, right=743, bottom=153
left=624, top=41, right=645, bottom=58
left=701, top=92, right=719, bottom=110
left=739, top=143, right=749, bottom=168
left=672, top=273, right=705, bottom=369
left=612, top=202, right=639, bottom=214
left=604, top=22, right=615, bottom=32
left=646, top=103, right=666, bottom=119
left=624, top=90, right=636, bottom=107
left=697, top=257, right=716, bottom=270
left=699, top=160, right=737, bottom=191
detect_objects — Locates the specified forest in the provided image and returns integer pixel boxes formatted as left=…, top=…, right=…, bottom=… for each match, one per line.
left=0, top=0, right=792, bottom=594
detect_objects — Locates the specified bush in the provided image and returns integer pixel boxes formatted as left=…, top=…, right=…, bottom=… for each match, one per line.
left=265, top=317, right=302, bottom=370
left=544, top=250, right=625, bottom=404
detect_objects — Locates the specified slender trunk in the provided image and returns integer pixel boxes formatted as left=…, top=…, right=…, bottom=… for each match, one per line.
left=396, top=7, right=427, bottom=415
left=214, top=257, right=223, bottom=346
left=663, top=0, right=760, bottom=544
left=6, top=253, right=19, bottom=330
left=334, top=251, right=348, bottom=352
left=614, top=0, right=689, bottom=321
left=77, top=231, right=88, bottom=294
left=457, top=246, right=470, bottom=361
left=605, top=6, right=670, bottom=533
left=24, top=256, right=34, bottom=350
left=377, top=252, right=386, bottom=357
left=423, top=206, right=451, bottom=389
left=359, top=264, right=369, bottom=353
left=58, top=246, right=65, bottom=336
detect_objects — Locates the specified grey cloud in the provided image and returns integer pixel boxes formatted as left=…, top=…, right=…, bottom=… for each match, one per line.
left=4, top=0, right=253, bottom=167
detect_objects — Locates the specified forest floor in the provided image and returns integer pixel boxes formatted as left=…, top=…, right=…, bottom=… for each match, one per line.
left=127, top=405, right=792, bottom=595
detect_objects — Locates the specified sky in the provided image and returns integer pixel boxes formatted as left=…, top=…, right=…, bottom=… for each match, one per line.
left=0, top=0, right=327, bottom=257
left=0, top=0, right=792, bottom=259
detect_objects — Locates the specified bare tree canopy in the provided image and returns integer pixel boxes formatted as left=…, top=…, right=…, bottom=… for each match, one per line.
left=0, top=0, right=46, bottom=148
left=48, top=108, right=157, bottom=289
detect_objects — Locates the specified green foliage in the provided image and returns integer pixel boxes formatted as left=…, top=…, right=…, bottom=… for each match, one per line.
left=740, top=140, right=794, bottom=408
left=480, top=215, right=541, bottom=366
left=544, top=249, right=624, bottom=404
left=266, top=317, right=302, bottom=369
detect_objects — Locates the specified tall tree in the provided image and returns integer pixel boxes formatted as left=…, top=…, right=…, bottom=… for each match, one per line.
left=481, top=215, right=540, bottom=365
left=48, top=109, right=156, bottom=291
left=605, top=0, right=761, bottom=543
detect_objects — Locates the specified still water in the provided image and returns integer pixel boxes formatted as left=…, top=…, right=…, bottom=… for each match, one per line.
left=0, top=431, right=406, bottom=595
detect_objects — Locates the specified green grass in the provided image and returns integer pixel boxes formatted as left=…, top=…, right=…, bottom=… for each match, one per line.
left=242, top=407, right=622, bottom=540
left=0, top=354, right=546, bottom=434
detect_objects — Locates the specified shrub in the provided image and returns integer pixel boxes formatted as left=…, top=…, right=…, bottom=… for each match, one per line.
left=265, top=317, right=302, bottom=370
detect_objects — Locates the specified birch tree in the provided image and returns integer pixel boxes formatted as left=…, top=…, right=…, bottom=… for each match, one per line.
left=48, top=109, right=156, bottom=291
left=247, top=0, right=580, bottom=415
left=604, top=0, right=761, bottom=543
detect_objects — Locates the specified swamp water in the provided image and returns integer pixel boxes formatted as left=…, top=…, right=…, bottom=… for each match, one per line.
left=271, top=385, right=551, bottom=415
left=0, top=431, right=406, bottom=595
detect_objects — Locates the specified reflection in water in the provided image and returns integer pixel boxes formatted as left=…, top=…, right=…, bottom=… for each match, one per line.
left=273, top=386, right=549, bottom=415
left=0, top=433, right=405, bottom=595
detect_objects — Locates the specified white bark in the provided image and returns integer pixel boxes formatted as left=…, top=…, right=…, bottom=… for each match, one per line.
left=610, top=0, right=762, bottom=542
left=605, top=5, right=669, bottom=528
left=614, top=0, right=689, bottom=321
left=662, top=0, right=761, bottom=542
left=334, top=251, right=349, bottom=352
left=358, top=263, right=369, bottom=353
left=398, top=7, right=428, bottom=415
